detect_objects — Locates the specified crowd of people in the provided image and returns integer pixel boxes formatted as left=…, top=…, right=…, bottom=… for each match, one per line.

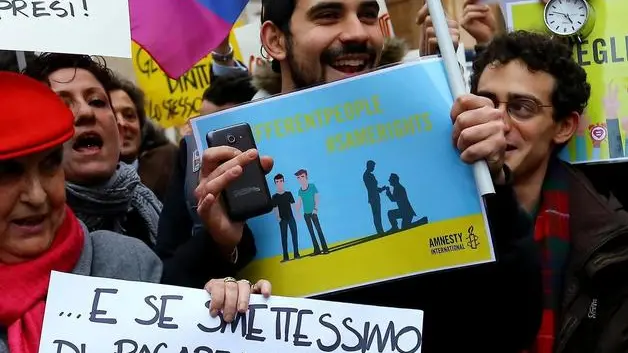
left=1, top=0, right=626, bottom=353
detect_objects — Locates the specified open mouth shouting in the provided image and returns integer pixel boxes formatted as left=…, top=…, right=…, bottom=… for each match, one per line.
left=73, top=131, right=104, bottom=156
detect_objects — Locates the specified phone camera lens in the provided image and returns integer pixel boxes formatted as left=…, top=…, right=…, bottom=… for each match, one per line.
left=226, top=134, right=237, bottom=144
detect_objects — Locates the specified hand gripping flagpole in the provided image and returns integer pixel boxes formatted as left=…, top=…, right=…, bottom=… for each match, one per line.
left=425, top=0, right=495, bottom=195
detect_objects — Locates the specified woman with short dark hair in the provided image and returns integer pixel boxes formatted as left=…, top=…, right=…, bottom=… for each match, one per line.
left=23, top=53, right=162, bottom=247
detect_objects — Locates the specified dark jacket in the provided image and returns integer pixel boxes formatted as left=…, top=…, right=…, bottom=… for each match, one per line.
left=556, top=162, right=628, bottom=353
left=156, top=137, right=256, bottom=288
left=319, top=184, right=542, bottom=353
left=578, top=162, right=628, bottom=211
left=137, top=121, right=179, bottom=202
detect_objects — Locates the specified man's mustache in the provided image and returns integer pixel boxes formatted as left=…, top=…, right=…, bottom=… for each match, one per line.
left=321, top=42, right=377, bottom=65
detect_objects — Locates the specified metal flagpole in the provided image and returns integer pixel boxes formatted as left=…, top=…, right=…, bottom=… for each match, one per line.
left=15, top=51, right=27, bottom=71
left=425, top=0, right=495, bottom=196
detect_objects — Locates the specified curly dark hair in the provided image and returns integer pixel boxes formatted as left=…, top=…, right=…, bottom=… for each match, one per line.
left=109, top=75, right=147, bottom=130
left=22, top=53, right=116, bottom=92
left=470, top=31, right=591, bottom=122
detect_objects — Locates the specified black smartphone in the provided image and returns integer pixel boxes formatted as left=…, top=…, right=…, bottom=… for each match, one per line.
left=206, top=123, right=273, bottom=221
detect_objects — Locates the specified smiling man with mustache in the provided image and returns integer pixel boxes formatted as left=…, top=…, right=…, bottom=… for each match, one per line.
left=261, top=0, right=384, bottom=92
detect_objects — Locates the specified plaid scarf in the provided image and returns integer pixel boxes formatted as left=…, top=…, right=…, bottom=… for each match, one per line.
left=524, top=161, right=571, bottom=353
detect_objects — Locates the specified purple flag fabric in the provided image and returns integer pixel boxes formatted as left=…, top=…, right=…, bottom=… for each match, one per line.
left=131, top=0, right=248, bottom=79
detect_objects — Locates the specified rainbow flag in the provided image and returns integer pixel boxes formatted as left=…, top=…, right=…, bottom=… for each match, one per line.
left=130, top=0, right=249, bottom=79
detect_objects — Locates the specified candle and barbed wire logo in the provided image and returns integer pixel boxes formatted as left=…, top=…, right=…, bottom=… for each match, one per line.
left=465, top=225, right=479, bottom=250
left=429, top=225, right=480, bottom=255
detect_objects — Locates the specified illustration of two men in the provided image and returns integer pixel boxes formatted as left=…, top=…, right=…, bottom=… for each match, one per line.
left=272, top=169, right=328, bottom=262
left=364, top=160, right=418, bottom=233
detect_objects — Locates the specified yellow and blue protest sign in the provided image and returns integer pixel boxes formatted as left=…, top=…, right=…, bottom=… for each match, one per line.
left=507, top=0, right=628, bottom=164
left=190, top=58, right=494, bottom=297
left=131, top=30, right=243, bottom=129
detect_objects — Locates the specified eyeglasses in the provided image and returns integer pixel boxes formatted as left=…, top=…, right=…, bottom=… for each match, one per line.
left=495, top=98, right=552, bottom=120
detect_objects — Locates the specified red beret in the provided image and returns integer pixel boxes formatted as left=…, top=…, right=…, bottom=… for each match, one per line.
left=0, top=72, right=74, bottom=160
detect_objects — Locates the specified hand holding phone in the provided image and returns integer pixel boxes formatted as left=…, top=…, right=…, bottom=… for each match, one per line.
left=205, top=123, right=273, bottom=221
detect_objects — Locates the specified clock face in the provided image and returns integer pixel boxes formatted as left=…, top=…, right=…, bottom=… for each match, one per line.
left=544, top=0, right=589, bottom=36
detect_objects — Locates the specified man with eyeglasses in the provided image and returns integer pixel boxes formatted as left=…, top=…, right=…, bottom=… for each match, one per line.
left=451, top=30, right=628, bottom=353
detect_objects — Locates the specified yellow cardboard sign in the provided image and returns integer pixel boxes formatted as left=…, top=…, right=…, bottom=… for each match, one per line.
left=132, top=32, right=243, bottom=129
left=509, top=0, right=628, bottom=163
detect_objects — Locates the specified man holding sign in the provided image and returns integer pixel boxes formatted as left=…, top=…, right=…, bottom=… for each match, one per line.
left=454, top=30, right=628, bottom=353
left=193, top=1, right=537, bottom=353
left=161, top=0, right=462, bottom=289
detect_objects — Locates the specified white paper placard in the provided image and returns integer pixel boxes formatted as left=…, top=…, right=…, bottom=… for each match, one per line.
left=0, top=0, right=131, bottom=58
left=39, top=272, right=424, bottom=353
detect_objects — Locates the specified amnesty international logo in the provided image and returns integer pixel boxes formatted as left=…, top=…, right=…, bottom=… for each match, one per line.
left=428, top=225, right=481, bottom=255
left=466, top=226, right=479, bottom=250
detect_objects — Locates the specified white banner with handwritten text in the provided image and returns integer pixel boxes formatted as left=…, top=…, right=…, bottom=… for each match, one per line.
left=40, top=272, right=424, bottom=353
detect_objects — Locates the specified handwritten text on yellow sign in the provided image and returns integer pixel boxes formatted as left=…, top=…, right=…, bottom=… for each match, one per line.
left=132, top=34, right=243, bottom=129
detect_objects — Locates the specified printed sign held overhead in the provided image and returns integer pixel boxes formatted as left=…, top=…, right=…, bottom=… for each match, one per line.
left=0, top=0, right=131, bottom=58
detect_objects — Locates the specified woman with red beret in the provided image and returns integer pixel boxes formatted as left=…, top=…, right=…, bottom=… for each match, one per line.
left=0, top=72, right=160, bottom=353
left=0, top=72, right=270, bottom=353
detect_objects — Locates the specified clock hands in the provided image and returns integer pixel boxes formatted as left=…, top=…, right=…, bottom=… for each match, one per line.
left=553, top=11, right=574, bottom=24
left=556, top=2, right=576, bottom=24
left=565, top=14, right=574, bottom=24
left=544, top=0, right=592, bottom=38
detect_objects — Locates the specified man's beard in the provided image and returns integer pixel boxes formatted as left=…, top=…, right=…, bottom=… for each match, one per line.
left=285, top=35, right=378, bottom=90
left=285, top=35, right=324, bottom=90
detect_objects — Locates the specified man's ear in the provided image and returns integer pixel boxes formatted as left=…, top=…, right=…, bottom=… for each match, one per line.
left=553, top=111, right=579, bottom=145
left=260, top=21, right=288, bottom=61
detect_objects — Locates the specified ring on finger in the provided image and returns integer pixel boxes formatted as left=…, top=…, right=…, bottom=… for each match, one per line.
left=224, top=277, right=237, bottom=283
left=239, top=279, right=251, bottom=286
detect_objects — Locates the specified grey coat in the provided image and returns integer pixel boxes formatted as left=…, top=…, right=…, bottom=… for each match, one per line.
left=0, top=223, right=162, bottom=352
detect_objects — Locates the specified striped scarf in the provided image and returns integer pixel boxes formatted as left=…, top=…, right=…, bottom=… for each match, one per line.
left=525, top=161, right=571, bottom=353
